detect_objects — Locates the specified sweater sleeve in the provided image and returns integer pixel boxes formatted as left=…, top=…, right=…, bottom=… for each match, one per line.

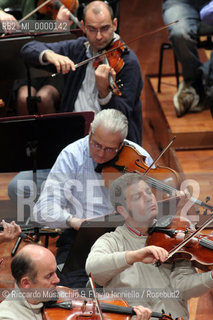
left=170, top=260, right=213, bottom=300
left=20, top=37, right=86, bottom=72
left=86, top=233, right=131, bottom=286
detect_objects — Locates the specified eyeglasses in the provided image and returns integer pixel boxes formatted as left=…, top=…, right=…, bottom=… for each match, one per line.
left=89, top=134, right=120, bottom=154
left=85, top=25, right=112, bottom=35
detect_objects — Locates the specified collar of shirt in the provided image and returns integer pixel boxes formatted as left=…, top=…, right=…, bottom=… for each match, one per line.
left=124, top=222, right=147, bottom=237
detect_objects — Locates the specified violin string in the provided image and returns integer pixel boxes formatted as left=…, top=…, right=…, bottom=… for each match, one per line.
left=134, top=169, right=177, bottom=195
left=167, top=213, right=213, bottom=259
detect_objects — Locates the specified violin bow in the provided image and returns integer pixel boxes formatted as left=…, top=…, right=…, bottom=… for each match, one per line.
left=166, top=211, right=213, bottom=260
left=140, top=136, right=213, bottom=212
left=1, top=0, right=82, bottom=37
left=89, top=273, right=104, bottom=320
left=19, top=0, right=52, bottom=23
left=20, top=0, right=82, bottom=28
left=142, top=136, right=176, bottom=176
left=74, top=20, right=179, bottom=69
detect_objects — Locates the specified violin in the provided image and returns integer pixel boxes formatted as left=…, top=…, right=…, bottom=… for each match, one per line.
left=42, top=286, right=183, bottom=320
left=37, top=0, right=79, bottom=21
left=146, top=215, right=213, bottom=271
left=92, top=39, right=127, bottom=96
left=101, top=144, right=181, bottom=200
left=100, top=144, right=213, bottom=212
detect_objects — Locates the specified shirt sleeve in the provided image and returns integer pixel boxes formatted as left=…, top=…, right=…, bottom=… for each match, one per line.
left=33, top=145, right=78, bottom=228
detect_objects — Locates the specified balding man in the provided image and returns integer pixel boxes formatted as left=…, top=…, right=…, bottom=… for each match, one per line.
left=20, top=0, right=143, bottom=144
left=0, top=244, right=60, bottom=320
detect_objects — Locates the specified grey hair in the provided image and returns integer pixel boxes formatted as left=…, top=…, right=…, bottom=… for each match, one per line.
left=110, top=173, right=145, bottom=211
left=82, top=1, right=114, bottom=22
left=91, top=109, right=128, bottom=141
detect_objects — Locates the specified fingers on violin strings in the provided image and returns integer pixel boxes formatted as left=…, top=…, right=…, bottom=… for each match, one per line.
left=133, top=306, right=152, bottom=320
left=110, top=67, right=116, bottom=79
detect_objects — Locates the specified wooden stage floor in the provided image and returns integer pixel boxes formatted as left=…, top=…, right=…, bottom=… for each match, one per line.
left=146, top=75, right=213, bottom=213
left=146, top=74, right=213, bottom=320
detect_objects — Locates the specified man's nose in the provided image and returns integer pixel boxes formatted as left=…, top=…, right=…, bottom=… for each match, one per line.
left=97, top=148, right=105, bottom=156
left=53, top=273, right=60, bottom=284
left=96, top=30, right=103, bottom=39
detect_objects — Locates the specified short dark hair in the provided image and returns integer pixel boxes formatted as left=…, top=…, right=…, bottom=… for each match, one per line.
left=11, top=249, right=37, bottom=285
left=110, top=173, right=146, bottom=211
left=82, top=1, right=114, bottom=22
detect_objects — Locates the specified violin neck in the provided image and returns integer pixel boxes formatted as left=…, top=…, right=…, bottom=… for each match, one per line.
left=100, top=302, right=134, bottom=315
left=100, top=303, right=162, bottom=318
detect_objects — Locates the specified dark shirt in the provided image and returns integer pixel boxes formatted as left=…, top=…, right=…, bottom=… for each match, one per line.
left=21, top=36, right=143, bottom=144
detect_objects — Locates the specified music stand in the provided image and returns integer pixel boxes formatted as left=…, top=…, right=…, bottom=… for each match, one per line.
left=0, top=111, right=94, bottom=219
left=0, top=111, right=94, bottom=254
left=0, top=111, right=94, bottom=172
left=62, top=213, right=124, bottom=274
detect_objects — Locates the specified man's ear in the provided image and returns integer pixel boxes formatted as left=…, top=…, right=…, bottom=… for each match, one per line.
left=117, top=205, right=129, bottom=219
left=113, top=17, right=118, bottom=32
left=81, top=20, right=86, bottom=33
left=19, top=276, right=32, bottom=289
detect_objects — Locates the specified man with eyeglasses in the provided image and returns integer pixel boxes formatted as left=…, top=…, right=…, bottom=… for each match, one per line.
left=32, top=109, right=152, bottom=288
left=20, top=0, right=143, bottom=144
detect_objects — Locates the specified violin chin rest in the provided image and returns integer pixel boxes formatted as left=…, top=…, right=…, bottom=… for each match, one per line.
left=148, top=215, right=174, bottom=234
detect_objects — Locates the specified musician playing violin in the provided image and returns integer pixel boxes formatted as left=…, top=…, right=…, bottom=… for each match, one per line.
left=26, top=109, right=152, bottom=289
left=86, top=173, right=213, bottom=320
left=20, top=0, right=143, bottom=144
left=0, top=243, right=157, bottom=320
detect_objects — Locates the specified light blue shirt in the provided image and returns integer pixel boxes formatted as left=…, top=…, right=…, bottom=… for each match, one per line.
left=33, top=135, right=153, bottom=228
left=200, top=1, right=213, bottom=25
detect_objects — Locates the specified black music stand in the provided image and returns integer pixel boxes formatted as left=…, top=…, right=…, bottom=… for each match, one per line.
left=0, top=111, right=94, bottom=255
left=0, top=111, right=94, bottom=221
left=0, top=111, right=93, bottom=172
left=62, top=213, right=124, bottom=274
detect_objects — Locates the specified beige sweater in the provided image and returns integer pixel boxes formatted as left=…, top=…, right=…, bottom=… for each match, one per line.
left=86, top=225, right=213, bottom=320
left=0, top=285, right=43, bottom=320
